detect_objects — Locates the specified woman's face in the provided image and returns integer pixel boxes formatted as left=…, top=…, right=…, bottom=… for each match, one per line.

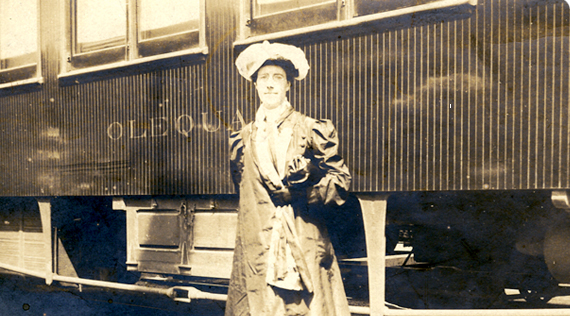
left=254, top=65, right=291, bottom=110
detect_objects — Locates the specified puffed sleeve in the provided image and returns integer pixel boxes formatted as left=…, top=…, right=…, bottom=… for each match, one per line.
left=307, top=119, right=351, bottom=206
left=229, top=127, right=246, bottom=192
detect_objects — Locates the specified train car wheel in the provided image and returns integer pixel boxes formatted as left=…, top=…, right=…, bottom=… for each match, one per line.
left=544, top=220, right=570, bottom=283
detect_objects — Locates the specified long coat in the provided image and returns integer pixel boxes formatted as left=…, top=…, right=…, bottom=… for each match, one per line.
left=225, top=106, right=352, bottom=316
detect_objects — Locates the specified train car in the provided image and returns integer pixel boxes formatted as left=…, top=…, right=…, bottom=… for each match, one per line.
left=0, top=0, right=569, bottom=314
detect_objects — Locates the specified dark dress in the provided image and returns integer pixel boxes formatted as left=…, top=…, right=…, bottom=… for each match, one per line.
left=225, top=106, right=352, bottom=316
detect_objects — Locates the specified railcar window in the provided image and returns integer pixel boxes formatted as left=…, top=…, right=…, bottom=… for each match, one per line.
left=353, top=0, right=464, bottom=17
left=244, top=0, right=340, bottom=37
left=74, top=0, right=126, bottom=54
left=254, top=0, right=334, bottom=17
left=0, top=0, right=39, bottom=85
left=65, top=0, right=204, bottom=72
left=137, top=0, right=200, bottom=57
left=237, top=0, right=474, bottom=44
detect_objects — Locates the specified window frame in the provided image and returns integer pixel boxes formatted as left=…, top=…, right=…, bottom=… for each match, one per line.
left=248, top=0, right=341, bottom=37
left=59, top=0, right=207, bottom=79
left=235, top=0, right=477, bottom=47
left=0, top=0, right=43, bottom=90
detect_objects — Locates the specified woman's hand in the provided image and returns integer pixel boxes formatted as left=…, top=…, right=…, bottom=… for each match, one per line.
left=270, top=187, right=292, bottom=206
left=286, top=155, right=311, bottom=186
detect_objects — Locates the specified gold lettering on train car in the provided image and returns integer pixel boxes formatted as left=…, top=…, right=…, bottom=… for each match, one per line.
left=129, top=120, right=148, bottom=139
left=175, top=115, right=194, bottom=137
left=107, top=112, right=227, bottom=140
left=201, top=111, right=222, bottom=132
left=231, top=109, right=245, bottom=132
left=107, top=122, right=123, bottom=140
left=150, top=117, right=168, bottom=137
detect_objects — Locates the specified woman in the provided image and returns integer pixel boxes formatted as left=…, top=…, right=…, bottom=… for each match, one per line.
left=226, top=41, right=352, bottom=316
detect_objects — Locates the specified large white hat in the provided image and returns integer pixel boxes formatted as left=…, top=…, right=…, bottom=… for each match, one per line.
left=235, top=41, right=310, bottom=82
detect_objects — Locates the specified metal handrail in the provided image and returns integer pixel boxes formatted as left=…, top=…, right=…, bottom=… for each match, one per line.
left=0, top=261, right=227, bottom=303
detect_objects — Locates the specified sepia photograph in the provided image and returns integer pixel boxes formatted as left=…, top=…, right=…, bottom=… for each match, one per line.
left=0, top=0, right=569, bottom=315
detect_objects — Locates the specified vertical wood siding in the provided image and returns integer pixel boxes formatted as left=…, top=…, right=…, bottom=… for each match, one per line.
left=0, top=0, right=568, bottom=196
left=294, top=0, right=570, bottom=192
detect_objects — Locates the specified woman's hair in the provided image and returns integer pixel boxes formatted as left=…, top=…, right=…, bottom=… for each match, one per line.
left=251, top=59, right=299, bottom=83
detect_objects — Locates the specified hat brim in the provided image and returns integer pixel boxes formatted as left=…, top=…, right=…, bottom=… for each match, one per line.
left=235, top=41, right=310, bottom=82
